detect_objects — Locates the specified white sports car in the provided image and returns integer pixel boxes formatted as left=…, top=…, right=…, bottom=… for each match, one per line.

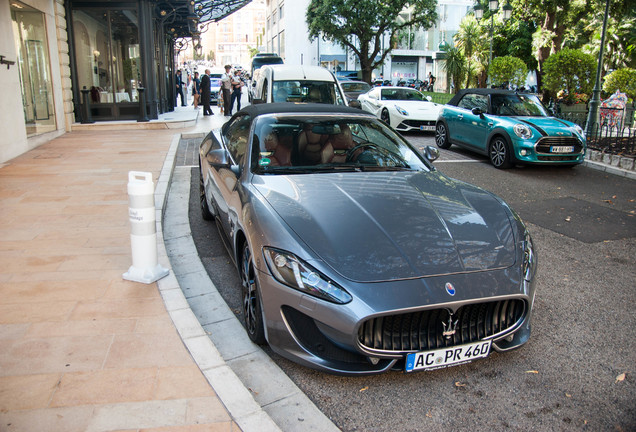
left=358, top=86, right=441, bottom=132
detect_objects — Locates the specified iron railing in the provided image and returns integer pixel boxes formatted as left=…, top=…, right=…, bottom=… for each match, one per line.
left=554, top=104, right=635, bottom=157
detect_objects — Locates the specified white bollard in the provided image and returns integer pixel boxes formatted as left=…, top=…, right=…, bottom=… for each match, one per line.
left=123, top=171, right=169, bottom=284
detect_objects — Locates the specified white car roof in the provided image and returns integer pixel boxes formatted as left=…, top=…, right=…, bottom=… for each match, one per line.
left=268, top=65, right=336, bottom=81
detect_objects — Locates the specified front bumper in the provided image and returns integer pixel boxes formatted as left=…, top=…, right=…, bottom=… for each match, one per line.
left=511, top=135, right=586, bottom=165
left=257, top=266, right=535, bottom=375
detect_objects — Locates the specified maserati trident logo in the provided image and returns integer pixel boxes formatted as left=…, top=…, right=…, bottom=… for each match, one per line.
left=445, top=282, right=456, bottom=296
left=442, top=314, right=459, bottom=339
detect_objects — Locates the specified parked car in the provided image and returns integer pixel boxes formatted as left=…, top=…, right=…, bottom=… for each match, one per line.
left=358, top=86, right=441, bottom=132
left=250, top=65, right=347, bottom=105
left=435, top=89, right=587, bottom=169
left=339, top=80, right=371, bottom=108
left=209, top=78, right=222, bottom=104
left=335, top=70, right=360, bottom=80
left=372, top=79, right=392, bottom=87
left=249, top=54, right=283, bottom=79
left=199, top=103, right=537, bottom=375
left=248, top=55, right=284, bottom=101
left=406, top=79, right=425, bottom=90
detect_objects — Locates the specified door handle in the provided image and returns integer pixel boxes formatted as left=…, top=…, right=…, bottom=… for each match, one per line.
left=457, top=114, right=463, bottom=119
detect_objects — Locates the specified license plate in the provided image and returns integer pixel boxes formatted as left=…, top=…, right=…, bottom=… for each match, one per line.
left=420, top=125, right=435, bottom=131
left=405, top=340, right=492, bottom=372
left=550, top=145, right=574, bottom=153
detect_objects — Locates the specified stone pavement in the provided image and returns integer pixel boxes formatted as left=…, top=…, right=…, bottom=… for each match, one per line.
left=0, top=106, right=267, bottom=432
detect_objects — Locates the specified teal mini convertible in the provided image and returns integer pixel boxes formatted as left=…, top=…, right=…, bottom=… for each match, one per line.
left=435, top=89, right=586, bottom=168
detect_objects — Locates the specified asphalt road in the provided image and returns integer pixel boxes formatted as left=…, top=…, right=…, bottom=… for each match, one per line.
left=185, top=133, right=635, bottom=431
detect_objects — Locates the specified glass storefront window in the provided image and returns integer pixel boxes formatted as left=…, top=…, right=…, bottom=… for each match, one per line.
left=72, top=8, right=140, bottom=108
left=11, top=1, right=57, bottom=137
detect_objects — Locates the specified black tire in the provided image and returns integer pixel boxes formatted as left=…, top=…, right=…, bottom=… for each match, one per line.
left=380, top=109, right=390, bottom=124
left=489, top=136, right=513, bottom=169
left=240, top=243, right=267, bottom=345
left=435, top=122, right=452, bottom=149
left=199, top=170, right=213, bottom=221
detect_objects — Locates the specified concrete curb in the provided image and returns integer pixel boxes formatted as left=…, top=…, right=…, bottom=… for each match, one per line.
left=583, top=155, right=636, bottom=180
left=153, top=135, right=340, bottom=432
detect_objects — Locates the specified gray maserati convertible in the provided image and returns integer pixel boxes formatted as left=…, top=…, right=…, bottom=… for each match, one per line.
left=199, top=103, right=537, bottom=375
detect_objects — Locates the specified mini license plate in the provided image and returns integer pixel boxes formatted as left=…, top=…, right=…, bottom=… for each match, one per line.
left=550, top=145, right=574, bottom=153
left=420, top=125, right=435, bottom=131
left=405, top=340, right=492, bottom=372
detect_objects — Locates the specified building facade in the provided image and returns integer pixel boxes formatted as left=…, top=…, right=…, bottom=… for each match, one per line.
left=1, top=0, right=72, bottom=163
left=199, top=0, right=265, bottom=69
left=262, top=0, right=473, bottom=89
left=2, top=0, right=246, bottom=164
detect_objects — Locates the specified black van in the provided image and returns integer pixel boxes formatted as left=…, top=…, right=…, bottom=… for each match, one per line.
left=250, top=55, right=283, bottom=77
left=249, top=55, right=284, bottom=101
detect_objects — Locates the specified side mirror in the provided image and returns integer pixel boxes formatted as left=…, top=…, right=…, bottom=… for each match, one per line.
left=423, top=145, right=440, bottom=162
left=426, top=96, right=432, bottom=102
left=472, top=107, right=484, bottom=116
left=206, top=149, right=233, bottom=167
left=349, top=100, right=361, bottom=108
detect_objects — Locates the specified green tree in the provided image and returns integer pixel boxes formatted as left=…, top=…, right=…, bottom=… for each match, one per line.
left=248, top=47, right=259, bottom=58
left=542, top=48, right=596, bottom=102
left=490, top=56, right=528, bottom=88
left=602, top=68, right=636, bottom=100
left=581, top=15, right=636, bottom=72
left=454, top=15, right=486, bottom=88
left=306, top=0, right=437, bottom=83
left=442, top=46, right=466, bottom=94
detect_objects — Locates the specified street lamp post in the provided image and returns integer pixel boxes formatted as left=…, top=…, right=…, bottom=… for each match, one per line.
left=585, top=0, right=611, bottom=140
left=474, top=1, right=512, bottom=87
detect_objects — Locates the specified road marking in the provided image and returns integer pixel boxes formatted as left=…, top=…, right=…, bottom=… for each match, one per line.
left=436, top=160, right=484, bottom=163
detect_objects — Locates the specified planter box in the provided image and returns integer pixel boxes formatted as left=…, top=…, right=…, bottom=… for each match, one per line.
left=559, top=103, right=588, bottom=113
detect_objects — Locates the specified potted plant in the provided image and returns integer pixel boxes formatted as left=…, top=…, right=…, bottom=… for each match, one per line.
left=543, top=48, right=596, bottom=113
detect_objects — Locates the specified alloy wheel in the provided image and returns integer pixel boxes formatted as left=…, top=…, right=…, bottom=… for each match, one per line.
left=240, top=244, right=266, bottom=344
left=489, top=137, right=512, bottom=169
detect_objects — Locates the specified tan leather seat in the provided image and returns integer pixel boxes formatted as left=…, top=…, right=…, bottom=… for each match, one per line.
left=307, top=86, right=322, bottom=103
left=297, top=127, right=328, bottom=165
left=327, top=124, right=353, bottom=163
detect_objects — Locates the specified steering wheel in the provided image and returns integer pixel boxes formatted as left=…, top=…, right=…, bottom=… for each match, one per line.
left=345, top=142, right=383, bottom=162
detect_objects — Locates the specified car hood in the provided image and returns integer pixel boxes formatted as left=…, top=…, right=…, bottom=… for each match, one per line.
left=515, top=116, right=578, bottom=136
left=253, top=171, right=516, bottom=282
left=389, top=100, right=440, bottom=113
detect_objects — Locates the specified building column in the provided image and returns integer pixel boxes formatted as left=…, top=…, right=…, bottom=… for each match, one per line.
left=55, top=0, right=74, bottom=130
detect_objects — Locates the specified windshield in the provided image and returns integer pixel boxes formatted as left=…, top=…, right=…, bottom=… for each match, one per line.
left=341, top=82, right=371, bottom=93
left=490, top=94, right=550, bottom=116
left=380, top=88, right=427, bottom=101
left=251, top=115, right=431, bottom=174
left=272, top=81, right=345, bottom=105
left=210, top=79, right=222, bottom=87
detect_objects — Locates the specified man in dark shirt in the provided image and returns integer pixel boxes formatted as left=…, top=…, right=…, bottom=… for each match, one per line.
left=175, top=70, right=186, bottom=106
left=200, top=69, right=213, bottom=116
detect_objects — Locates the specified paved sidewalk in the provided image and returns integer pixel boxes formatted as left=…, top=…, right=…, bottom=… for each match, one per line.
left=0, top=108, right=242, bottom=431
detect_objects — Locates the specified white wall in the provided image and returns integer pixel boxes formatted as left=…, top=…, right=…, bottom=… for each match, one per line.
left=0, top=0, right=68, bottom=164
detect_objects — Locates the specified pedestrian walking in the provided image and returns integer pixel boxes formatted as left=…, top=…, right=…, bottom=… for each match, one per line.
left=200, top=69, right=213, bottom=116
left=229, top=70, right=244, bottom=115
left=175, top=70, right=186, bottom=106
left=192, top=71, right=201, bottom=109
left=221, top=64, right=233, bottom=116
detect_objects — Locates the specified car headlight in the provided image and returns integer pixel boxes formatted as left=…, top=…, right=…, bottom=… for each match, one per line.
left=394, top=105, right=409, bottom=116
left=573, top=124, right=586, bottom=140
left=513, top=123, right=533, bottom=139
left=263, top=247, right=352, bottom=304
left=522, top=231, right=537, bottom=282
